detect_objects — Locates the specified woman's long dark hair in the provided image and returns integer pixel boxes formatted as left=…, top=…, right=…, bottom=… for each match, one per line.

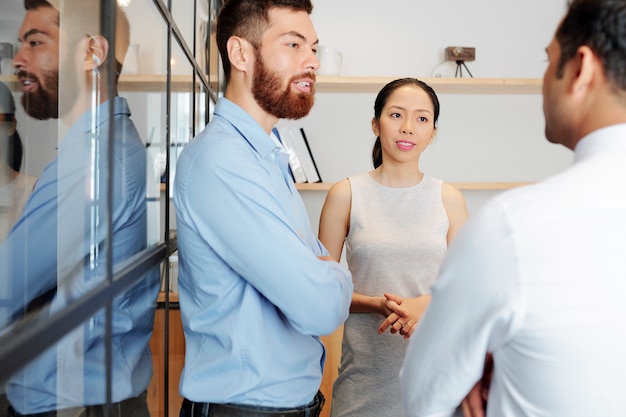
left=371, top=78, right=440, bottom=168
left=1, top=81, right=24, bottom=172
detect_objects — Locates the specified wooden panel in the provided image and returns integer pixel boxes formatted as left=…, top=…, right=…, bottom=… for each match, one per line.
left=296, top=182, right=534, bottom=191
left=147, top=307, right=185, bottom=417
left=319, top=325, right=344, bottom=417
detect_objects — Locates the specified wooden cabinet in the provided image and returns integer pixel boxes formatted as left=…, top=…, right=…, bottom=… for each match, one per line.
left=147, top=296, right=185, bottom=417
left=319, top=326, right=343, bottom=417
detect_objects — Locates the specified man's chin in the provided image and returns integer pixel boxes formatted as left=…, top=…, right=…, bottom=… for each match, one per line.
left=21, top=94, right=57, bottom=121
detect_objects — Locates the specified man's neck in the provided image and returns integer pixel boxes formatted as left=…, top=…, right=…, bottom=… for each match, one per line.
left=61, top=84, right=116, bottom=127
left=223, top=84, right=278, bottom=135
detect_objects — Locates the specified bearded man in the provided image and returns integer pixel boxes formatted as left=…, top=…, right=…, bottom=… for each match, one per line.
left=0, top=1, right=159, bottom=416
left=173, top=1, right=353, bottom=416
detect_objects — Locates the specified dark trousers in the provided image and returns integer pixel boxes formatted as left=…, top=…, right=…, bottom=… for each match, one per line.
left=7, top=391, right=149, bottom=417
left=180, top=391, right=325, bottom=417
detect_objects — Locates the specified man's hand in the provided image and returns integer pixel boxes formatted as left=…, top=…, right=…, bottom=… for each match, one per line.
left=461, top=353, right=493, bottom=417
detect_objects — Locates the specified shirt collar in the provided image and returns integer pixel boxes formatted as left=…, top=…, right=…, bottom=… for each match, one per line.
left=213, top=98, right=278, bottom=159
left=58, top=96, right=130, bottom=152
left=574, top=123, right=626, bottom=163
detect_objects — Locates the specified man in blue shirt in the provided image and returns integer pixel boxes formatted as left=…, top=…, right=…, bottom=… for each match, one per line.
left=0, top=1, right=159, bottom=416
left=174, top=1, right=353, bottom=416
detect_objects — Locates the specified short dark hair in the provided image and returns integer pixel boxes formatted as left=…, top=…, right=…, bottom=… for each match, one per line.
left=371, top=78, right=440, bottom=169
left=216, top=0, right=313, bottom=83
left=556, top=0, right=626, bottom=92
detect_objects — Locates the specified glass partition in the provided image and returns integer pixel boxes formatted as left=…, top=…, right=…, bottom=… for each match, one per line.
left=0, top=0, right=220, bottom=415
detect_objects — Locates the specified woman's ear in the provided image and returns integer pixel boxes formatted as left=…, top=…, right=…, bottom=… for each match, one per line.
left=371, top=117, right=379, bottom=137
left=85, top=35, right=109, bottom=71
left=429, top=126, right=437, bottom=144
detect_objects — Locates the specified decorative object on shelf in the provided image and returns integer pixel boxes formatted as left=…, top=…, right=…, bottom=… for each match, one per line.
left=445, top=46, right=475, bottom=78
left=317, top=45, right=342, bottom=76
left=292, top=128, right=321, bottom=183
left=274, top=127, right=307, bottom=183
left=0, top=42, right=14, bottom=76
left=275, top=127, right=322, bottom=183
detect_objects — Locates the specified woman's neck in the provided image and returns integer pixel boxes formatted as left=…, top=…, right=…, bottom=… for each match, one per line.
left=371, top=163, right=424, bottom=188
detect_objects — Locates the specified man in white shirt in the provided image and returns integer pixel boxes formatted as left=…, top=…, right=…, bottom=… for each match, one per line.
left=400, top=0, right=626, bottom=416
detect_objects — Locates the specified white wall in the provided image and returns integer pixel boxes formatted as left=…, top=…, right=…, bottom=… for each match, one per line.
left=3, top=0, right=575, bottom=231
left=274, top=0, right=574, bottom=232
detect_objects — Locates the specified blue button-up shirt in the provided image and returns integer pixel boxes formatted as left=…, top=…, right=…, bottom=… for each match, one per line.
left=0, top=97, right=160, bottom=413
left=174, top=98, right=353, bottom=408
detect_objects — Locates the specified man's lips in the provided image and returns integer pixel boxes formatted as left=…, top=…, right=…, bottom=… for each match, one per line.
left=292, top=73, right=316, bottom=93
left=16, top=71, right=39, bottom=93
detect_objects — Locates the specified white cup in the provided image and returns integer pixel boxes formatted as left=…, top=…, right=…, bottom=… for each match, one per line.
left=317, top=46, right=342, bottom=76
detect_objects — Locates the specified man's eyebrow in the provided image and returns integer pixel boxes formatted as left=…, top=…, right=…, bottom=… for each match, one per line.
left=283, top=31, right=319, bottom=46
left=19, top=29, right=47, bottom=43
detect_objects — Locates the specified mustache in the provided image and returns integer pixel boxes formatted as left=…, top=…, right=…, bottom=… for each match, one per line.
left=14, top=70, right=39, bottom=82
left=291, top=71, right=317, bottom=83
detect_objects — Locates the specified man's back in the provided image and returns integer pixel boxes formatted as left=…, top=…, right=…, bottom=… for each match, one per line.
left=482, top=126, right=626, bottom=415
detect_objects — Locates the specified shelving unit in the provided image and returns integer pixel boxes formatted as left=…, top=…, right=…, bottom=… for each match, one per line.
left=6, top=72, right=542, bottom=192
left=314, top=76, right=542, bottom=94
left=295, top=182, right=534, bottom=191
left=1, top=75, right=542, bottom=94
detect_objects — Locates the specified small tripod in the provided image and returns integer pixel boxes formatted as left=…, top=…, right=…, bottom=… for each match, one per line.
left=454, top=60, right=474, bottom=78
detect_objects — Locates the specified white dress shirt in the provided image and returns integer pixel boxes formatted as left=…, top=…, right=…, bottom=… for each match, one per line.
left=400, top=124, right=626, bottom=417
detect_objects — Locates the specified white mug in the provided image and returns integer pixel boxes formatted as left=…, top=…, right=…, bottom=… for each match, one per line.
left=317, top=46, right=342, bottom=76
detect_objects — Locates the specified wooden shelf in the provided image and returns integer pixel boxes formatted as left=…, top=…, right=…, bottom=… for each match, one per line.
left=1, top=75, right=541, bottom=94
left=296, top=182, right=533, bottom=191
left=0, top=74, right=217, bottom=93
left=161, top=182, right=532, bottom=192
left=315, top=76, right=542, bottom=94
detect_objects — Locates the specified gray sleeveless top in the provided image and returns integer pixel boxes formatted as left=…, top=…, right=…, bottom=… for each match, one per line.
left=330, top=172, right=449, bottom=417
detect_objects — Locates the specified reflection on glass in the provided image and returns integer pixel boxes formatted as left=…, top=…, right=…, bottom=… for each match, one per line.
left=206, top=0, right=223, bottom=94
left=168, top=41, right=196, bottom=200
left=120, top=0, right=169, bottom=246
left=6, top=309, right=153, bottom=416
left=0, top=81, right=36, bottom=245
left=0, top=0, right=159, bottom=415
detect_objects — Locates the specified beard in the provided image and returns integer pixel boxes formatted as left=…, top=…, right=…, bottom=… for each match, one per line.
left=252, top=53, right=315, bottom=120
left=19, top=69, right=59, bottom=121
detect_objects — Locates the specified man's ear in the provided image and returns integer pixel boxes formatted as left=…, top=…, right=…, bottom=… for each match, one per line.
left=570, top=45, right=597, bottom=95
left=85, top=35, right=109, bottom=71
left=226, top=36, right=253, bottom=74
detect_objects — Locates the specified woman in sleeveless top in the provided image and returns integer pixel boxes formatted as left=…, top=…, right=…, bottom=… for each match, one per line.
left=0, top=81, right=36, bottom=241
left=319, top=78, right=468, bottom=417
